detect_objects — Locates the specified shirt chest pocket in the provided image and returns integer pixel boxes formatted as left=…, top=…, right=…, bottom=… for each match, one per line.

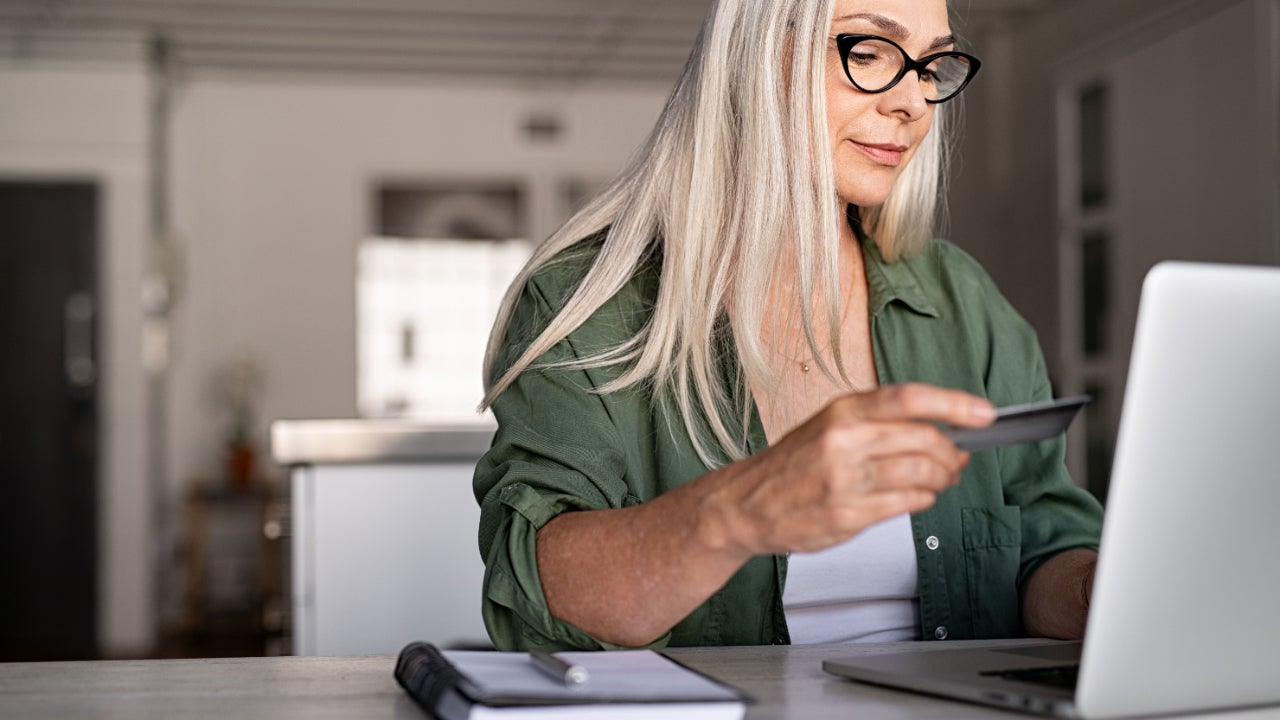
left=961, top=506, right=1022, bottom=638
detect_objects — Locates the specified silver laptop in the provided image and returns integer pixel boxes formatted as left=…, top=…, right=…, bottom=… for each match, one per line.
left=823, top=262, right=1280, bottom=718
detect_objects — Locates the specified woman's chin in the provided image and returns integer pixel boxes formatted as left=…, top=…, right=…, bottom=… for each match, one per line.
left=837, top=189, right=894, bottom=209
left=835, top=172, right=903, bottom=209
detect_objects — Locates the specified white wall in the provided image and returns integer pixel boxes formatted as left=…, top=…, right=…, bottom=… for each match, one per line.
left=0, top=62, right=153, bottom=655
left=167, top=77, right=669, bottom=516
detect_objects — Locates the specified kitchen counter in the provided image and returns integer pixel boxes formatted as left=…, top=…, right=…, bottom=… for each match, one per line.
left=270, top=419, right=494, bottom=465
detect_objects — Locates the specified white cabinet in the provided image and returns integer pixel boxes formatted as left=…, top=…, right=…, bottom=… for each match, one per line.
left=273, top=421, right=494, bottom=655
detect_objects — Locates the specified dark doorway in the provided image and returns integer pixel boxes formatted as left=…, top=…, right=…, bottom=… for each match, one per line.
left=0, top=180, right=100, bottom=660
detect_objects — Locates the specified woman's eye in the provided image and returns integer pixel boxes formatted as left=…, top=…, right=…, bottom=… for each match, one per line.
left=849, top=44, right=889, bottom=65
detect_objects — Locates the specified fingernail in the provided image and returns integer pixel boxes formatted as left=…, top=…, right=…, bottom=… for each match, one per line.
left=971, top=401, right=996, bottom=422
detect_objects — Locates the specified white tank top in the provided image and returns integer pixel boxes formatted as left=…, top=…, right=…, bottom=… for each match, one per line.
left=782, top=513, right=921, bottom=643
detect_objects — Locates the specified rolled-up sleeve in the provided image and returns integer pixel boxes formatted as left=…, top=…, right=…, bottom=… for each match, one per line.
left=473, top=273, right=660, bottom=651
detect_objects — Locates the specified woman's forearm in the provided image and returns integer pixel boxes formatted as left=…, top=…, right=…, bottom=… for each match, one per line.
left=535, top=464, right=753, bottom=647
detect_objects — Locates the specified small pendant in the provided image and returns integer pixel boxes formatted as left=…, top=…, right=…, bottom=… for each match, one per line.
left=800, top=361, right=810, bottom=373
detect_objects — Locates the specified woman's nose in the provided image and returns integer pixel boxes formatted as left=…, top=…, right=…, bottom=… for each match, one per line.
left=879, top=70, right=930, bottom=121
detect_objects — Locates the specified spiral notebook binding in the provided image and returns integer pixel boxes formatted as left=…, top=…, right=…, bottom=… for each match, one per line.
left=395, top=641, right=470, bottom=709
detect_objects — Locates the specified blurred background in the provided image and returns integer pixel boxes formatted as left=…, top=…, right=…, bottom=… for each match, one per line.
left=1, top=0, right=1276, bottom=662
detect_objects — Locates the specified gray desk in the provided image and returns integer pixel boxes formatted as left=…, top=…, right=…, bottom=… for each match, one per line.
left=2, top=641, right=1277, bottom=719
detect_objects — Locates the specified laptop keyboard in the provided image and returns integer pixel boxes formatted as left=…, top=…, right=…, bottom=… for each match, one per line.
left=981, top=664, right=1080, bottom=690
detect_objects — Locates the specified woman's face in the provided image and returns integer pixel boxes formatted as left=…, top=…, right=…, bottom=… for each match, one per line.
left=826, top=0, right=952, bottom=208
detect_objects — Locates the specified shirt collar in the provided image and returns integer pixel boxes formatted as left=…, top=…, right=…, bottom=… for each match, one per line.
left=857, top=227, right=941, bottom=319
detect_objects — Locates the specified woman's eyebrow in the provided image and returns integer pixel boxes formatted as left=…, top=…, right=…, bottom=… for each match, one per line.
left=927, top=34, right=957, bottom=51
left=835, top=13, right=956, bottom=51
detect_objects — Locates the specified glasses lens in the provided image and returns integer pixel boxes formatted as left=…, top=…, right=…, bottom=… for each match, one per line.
left=922, top=55, right=973, bottom=101
left=844, top=37, right=903, bottom=93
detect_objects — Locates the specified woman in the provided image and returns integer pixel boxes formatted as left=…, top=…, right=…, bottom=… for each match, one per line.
left=474, top=0, right=1103, bottom=651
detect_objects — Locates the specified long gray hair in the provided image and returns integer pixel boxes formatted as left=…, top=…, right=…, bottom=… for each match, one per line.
left=481, top=0, right=952, bottom=466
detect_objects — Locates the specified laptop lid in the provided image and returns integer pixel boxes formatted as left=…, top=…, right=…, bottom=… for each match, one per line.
left=1075, top=261, right=1280, bottom=718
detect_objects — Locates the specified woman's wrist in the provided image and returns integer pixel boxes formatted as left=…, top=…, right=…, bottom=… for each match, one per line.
left=686, top=464, right=760, bottom=562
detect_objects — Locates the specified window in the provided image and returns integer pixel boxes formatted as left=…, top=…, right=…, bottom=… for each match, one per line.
left=357, top=184, right=530, bottom=424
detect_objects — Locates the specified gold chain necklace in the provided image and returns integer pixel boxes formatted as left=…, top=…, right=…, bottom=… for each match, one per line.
left=778, top=285, right=855, bottom=374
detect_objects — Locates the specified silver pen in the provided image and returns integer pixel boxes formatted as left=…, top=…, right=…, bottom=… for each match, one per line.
left=529, top=649, right=590, bottom=686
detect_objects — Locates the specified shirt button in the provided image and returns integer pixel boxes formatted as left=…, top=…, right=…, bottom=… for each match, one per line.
left=934, top=626, right=949, bottom=640
left=926, top=535, right=940, bottom=551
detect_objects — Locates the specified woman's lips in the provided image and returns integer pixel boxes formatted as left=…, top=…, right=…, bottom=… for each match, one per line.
left=852, top=141, right=907, bottom=166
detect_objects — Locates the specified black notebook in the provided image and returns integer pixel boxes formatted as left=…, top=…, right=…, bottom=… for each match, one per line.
left=394, top=642, right=749, bottom=719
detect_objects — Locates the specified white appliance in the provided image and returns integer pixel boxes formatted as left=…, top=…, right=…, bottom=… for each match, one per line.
left=272, top=420, right=494, bottom=655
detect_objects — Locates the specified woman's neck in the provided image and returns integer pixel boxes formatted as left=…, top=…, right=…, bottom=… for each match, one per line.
left=750, top=219, right=878, bottom=443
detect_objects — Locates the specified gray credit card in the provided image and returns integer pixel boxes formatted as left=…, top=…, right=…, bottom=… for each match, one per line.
left=946, top=395, right=1091, bottom=452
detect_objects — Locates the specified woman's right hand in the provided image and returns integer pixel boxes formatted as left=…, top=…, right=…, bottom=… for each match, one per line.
left=697, top=382, right=996, bottom=557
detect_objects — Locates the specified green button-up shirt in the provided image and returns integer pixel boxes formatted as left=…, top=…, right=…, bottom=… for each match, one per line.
left=474, top=235, right=1103, bottom=651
